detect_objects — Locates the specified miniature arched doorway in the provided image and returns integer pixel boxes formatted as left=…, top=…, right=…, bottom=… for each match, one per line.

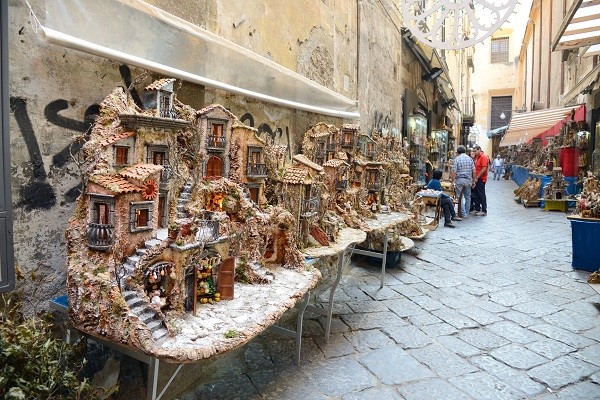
left=184, top=250, right=223, bottom=315
left=144, top=261, right=175, bottom=311
left=206, top=156, right=223, bottom=178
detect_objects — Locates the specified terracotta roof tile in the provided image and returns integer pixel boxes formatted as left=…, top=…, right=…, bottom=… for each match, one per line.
left=341, top=123, right=360, bottom=130
left=145, top=78, right=176, bottom=91
left=89, top=174, right=142, bottom=194
left=293, top=154, right=323, bottom=172
left=282, top=166, right=309, bottom=184
left=196, top=104, right=236, bottom=120
left=118, top=163, right=164, bottom=181
left=323, top=159, right=349, bottom=168
left=99, top=131, right=136, bottom=147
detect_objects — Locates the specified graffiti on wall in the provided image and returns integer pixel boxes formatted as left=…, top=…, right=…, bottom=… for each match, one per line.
left=240, top=113, right=294, bottom=159
left=9, top=65, right=144, bottom=211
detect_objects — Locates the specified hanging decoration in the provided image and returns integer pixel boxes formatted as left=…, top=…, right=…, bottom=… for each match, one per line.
left=402, top=0, right=518, bottom=50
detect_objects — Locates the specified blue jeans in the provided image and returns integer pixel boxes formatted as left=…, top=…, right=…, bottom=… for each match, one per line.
left=455, top=179, right=472, bottom=217
left=493, top=166, right=502, bottom=180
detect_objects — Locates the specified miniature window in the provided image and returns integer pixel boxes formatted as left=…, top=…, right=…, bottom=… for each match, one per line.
left=130, top=201, right=154, bottom=232
left=341, top=130, right=354, bottom=147
left=90, top=194, right=115, bottom=225
left=159, top=92, right=172, bottom=117
left=147, top=145, right=170, bottom=181
left=491, top=37, right=509, bottom=63
left=206, top=156, right=223, bottom=178
left=247, top=186, right=259, bottom=203
left=248, top=147, right=262, bottom=165
left=208, top=120, right=226, bottom=149
left=114, top=146, right=129, bottom=166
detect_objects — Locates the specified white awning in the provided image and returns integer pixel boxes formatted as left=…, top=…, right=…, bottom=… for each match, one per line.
left=501, top=105, right=584, bottom=147
left=30, top=0, right=360, bottom=119
left=552, top=0, right=600, bottom=52
left=561, top=63, right=600, bottom=105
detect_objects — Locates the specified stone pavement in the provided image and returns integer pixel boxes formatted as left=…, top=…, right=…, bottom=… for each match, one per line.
left=171, top=176, right=600, bottom=400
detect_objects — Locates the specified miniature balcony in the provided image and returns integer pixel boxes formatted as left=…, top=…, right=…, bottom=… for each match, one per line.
left=336, top=179, right=348, bottom=190
left=86, top=223, right=115, bottom=250
left=340, top=138, right=355, bottom=148
left=206, top=136, right=227, bottom=151
left=160, top=108, right=179, bottom=119
left=246, top=163, right=268, bottom=178
left=366, top=181, right=381, bottom=191
left=364, top=147, right=378, bottom=158
left=315, top=149, right=325, bottom=159
left=195, top=219, right=220, bottom=243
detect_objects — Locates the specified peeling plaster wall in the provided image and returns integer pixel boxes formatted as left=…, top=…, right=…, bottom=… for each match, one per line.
left=8, top=0, right=407, bottom=313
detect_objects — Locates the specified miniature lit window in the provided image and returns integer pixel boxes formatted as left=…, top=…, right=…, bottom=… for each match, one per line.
left=90, top=194, right=115, bottom=225
left=341, top=130, right=354, bottom=147
left=130, top=201, right=154, bottom=232
left=248, top=187, right=259, bottom=203
left=114, top=146, right=129, bottom=166
left=206, top=156, right=223, bottom=178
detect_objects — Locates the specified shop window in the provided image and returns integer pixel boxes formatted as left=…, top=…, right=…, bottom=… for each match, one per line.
left=130, top=201, right=154, bottom=232
left=491, top=37, right=509, bottom=63
left=114, top=146, right=129, bottom=166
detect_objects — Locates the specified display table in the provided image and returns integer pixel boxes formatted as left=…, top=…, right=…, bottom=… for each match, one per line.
left=567, top=216, right=600, bottom=272
left=543, top=199, right=570, bottom=212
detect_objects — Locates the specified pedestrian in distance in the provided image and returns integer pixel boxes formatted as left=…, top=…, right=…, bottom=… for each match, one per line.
left=427, top=169, right=461, bottom=228
left=450, top=145, right=475, bottom=219
left=472, top=145, right=489, bottom=216
left=492, top=154, right=504, bottom=180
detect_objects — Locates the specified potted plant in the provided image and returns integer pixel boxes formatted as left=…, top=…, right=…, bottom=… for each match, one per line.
left=168, top=223, right=179, bottom=240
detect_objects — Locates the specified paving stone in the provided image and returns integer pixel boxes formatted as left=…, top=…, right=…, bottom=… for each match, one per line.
left=359, top=347, right=435, bottom=385
left=343, top=329, right=395, bottom=353
left=476, top=299, right=510, bottom=313
left=410, top=295, right=445, bottom=311
left=410, top=344, right=478, bottom=378
left=554, top=381, right=600, bottom=400
left=488, top=290, right=530, bottom=307
left=249, top=366, right=327, bottom=400
left=436, top=335, right=480, bottom=357
left=341, top=385, right=403, bottom=400
left=458, top=306, right=505, bottom=325
left=314, top=333, right=356, bottom=359
left=542, top=309, right=599, bottom=332
left=489, top=344, right=548, bottom=369
left=527, top=355, right=599, bottom=390
left=382, top=324, right=432, bottom=349
left=572, top=343, right=600, bottom=367
left=346, top=300, right=389, bottom=313
left=191, top=374, right=261, bottom=400
left=530, top=323, right=597, bottom=348
left=420, top=321, right=459, bottom=337
left=562, top=299, right=600, bottom=317
left=398, top=377, right=471, bottom=400
left=499, top=310, right=539, bottom=327
left=431, top=308, right=479, bottom=329
left=407, top=313, right=443, bottom=327
left=487, top=320, right=544, bottom=344
left=457, top=328, right=510, bottom=350
left=341, top=311, right=406, bottom=330
left=341, top=286, right=372, bottom=301
left=389, top=284, right=422, bottom=298
left=582, top=325, right=600, bottom=341
left=360, top=285, right=403, bottom=300
left=382, top=298, right=427, bottom=317
left=511, top=300, right=563, bottom=317
left=301, top=357, right=377, bottom=397
left=318, top=316, right=350, bottom=334
left=449, top=371, right=527, bottom=400
left=525, top=338, right=576, bottom=360
left=470, top=355, right=546, bottom=397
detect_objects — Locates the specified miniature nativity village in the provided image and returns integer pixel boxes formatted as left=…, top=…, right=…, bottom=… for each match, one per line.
left=66, top=78, right=439, bottom=361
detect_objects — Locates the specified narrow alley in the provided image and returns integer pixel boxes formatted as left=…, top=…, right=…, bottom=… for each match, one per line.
left=175, top=177, right=600, bottom=400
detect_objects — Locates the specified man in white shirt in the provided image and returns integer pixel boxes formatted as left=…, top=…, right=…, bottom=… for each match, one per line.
left=492, top=154, right=504, bottom=180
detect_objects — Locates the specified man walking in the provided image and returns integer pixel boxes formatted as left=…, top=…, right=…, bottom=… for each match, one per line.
left=451, top=145, right=475, bottom=218
left=472, top=145, right=489, bottom=216
left=492, top=154, right=504, bottom=180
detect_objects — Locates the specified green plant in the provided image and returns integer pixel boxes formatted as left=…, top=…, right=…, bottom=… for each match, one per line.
left=0, top=296, right=93, bottom=399
left=224, top=329, right=238, bottom=339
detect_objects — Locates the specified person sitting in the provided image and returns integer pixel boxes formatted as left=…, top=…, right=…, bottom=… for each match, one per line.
left=427, top=169, right=462, bottom=228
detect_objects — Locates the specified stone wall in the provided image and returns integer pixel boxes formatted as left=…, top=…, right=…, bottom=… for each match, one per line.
left=8, top=0, right=408, bottom=309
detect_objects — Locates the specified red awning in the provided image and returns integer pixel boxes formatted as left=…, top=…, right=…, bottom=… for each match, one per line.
left=500, top=104, right=586, bottom=147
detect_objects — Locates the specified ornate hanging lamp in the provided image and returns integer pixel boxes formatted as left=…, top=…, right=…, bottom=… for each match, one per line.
left=402, top=0, right=518, bottom=50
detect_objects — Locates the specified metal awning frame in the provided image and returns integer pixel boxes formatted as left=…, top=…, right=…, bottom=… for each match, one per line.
left=552, top=0, right=600, bottom=52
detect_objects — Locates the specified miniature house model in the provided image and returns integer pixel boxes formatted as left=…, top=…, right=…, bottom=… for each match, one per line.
left=544, top=167, right=569, bottom=200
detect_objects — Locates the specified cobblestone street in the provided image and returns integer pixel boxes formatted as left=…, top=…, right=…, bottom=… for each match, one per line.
left=170, top=176, right=600, bottom=400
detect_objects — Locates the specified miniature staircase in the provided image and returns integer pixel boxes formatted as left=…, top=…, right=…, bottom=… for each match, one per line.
left=176, top=181, right=194, bottom=219
left=120, top=238, right=162, bottom=282
left=123, top=290, right=169, bottom=342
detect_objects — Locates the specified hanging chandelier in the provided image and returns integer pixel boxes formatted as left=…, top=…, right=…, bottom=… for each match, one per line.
left=402, top=0, right=518, bottom=50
